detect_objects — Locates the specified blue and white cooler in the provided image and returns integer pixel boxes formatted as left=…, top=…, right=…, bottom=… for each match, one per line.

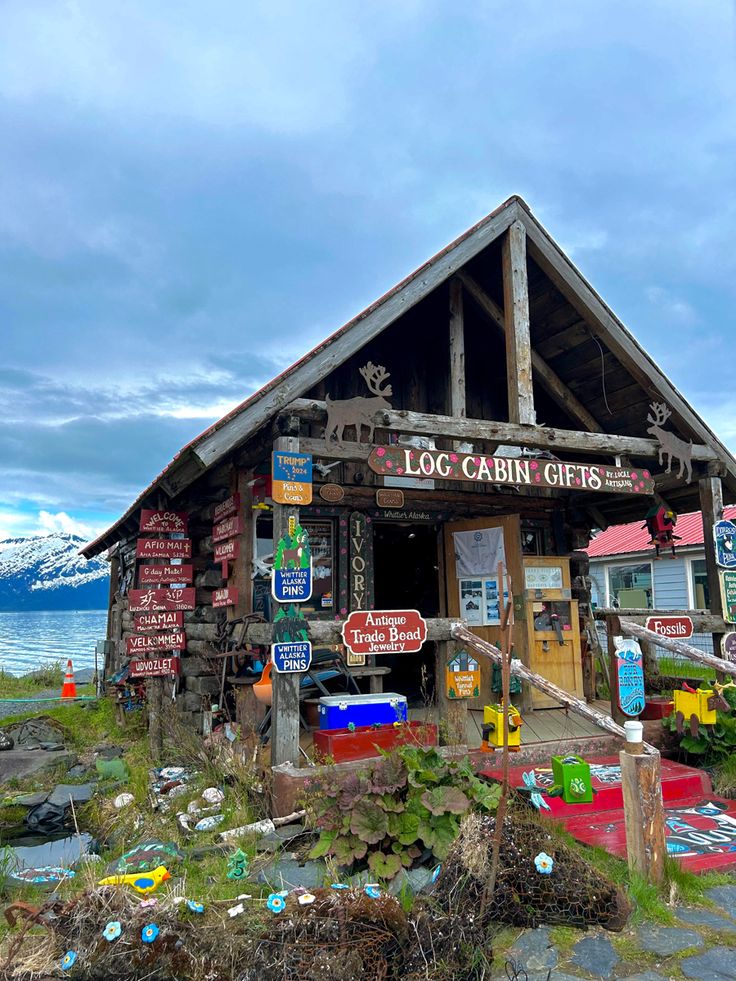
left=318, top=693, right=408, bottom=730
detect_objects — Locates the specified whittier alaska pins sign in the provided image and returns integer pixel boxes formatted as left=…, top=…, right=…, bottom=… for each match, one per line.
left=272, top=524, right=312, bottom=603
left=368, top=446, right=654, bottom=495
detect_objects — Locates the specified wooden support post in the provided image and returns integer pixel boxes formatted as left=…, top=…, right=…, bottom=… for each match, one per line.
left=606, top=614, right=626, bottom=725
left=501, top=221, right=534, bottom=425
left=435, top=640, right=467, bottom=745
left=271, top=430, right=302, bottom=767
left=620, top=743, right=666, bottom=885
left=448, top=278, right=466, bottom=428
left=699, top=475, right=725, bottom=661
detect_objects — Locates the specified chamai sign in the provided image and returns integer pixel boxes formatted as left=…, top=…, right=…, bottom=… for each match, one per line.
left=368, top=446, right=654, bottom=495
left=272, top=524, right=312, bottom=603
left=614, top=637, right=646, bottom=717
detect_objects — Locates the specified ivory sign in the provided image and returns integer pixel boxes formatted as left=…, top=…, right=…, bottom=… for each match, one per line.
left=136, top=538, right=191, bottom=559
left=368, top=446, right=655, bottom=495
left=128, top=588, right=196, bottom=612
left=342, top=610, right=427, bottom=655
left=139, top=509, right=188, bottom=533
left=127, top=631, right=186, bottom=654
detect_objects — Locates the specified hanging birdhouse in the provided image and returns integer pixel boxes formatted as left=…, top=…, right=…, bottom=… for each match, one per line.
left=642, top=504, right=680, bottom=558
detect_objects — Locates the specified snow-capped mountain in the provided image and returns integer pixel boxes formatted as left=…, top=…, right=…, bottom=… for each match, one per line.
left=0, top=534, right=109, bottom=611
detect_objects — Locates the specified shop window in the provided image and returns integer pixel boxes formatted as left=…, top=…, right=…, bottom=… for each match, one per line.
left=691, top=559, right=710, bottom=609
left=608, top=563, right=653, bottom=609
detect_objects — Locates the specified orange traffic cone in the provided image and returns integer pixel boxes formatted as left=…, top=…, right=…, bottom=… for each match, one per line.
left=61, top=659, right=77, bottom=699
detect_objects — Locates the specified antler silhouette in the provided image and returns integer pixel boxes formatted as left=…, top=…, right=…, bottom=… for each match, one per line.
left=359, top=361, right=393, bottom=397
left=647, top=401, right=671, bottom=426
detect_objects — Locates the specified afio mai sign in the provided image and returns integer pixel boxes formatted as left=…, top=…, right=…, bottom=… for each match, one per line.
left=136, top=538, right=191, bottom=559
left=342, top=610, right=427, bottom=656
left=368, top=446, right=654, bottom=495
left=645, top=615, right=693, bottom=639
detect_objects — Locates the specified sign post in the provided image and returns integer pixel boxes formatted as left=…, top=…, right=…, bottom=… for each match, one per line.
left=715, top=520, right=736, bottom=569
left=614, top=637, right=646, bottom=717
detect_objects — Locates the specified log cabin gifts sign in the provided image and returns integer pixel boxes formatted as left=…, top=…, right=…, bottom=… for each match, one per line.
left=272, top=524, right=312, bottom=603
left=614, top=637, right=646, bottom=717
left=446, top=650, right=481, bottom=699
left=272, top=451, right=313, bottom=505
left=368, top=446, right=655, bottom=495
left=342, top=610, right=427, bottom=656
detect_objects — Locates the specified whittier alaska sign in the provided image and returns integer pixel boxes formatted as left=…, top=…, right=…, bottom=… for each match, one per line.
left=368, top=447, right=654, bottom=495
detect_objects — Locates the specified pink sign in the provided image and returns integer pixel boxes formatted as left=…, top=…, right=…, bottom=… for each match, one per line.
left=139, top=509, right=188, bottom=533
left=213, top=587, right=238, bottom=608
left=214, top=538, right=240, bottom=562
left=126, top=631, right=186, bottom=654
left=214, top=493, right=240, bottom=522
left=136, top=538, right=191, bottom=559
left=128, top=588, right=196, bottom=612
left=138, top=564, right=193, bottom=585
left=134, top=611, right=184, bottom=632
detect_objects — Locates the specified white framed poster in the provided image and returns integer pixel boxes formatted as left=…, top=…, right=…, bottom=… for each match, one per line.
left=483, top=576, right=509, bottom=625
left=458, top=578, right=484, bottom=626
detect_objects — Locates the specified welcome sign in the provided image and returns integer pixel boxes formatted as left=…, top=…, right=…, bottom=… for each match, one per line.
left=368, top=447, right=654, bottom=496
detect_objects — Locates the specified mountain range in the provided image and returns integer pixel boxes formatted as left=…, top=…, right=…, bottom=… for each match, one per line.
left=0, top=533, right=110, bottom=611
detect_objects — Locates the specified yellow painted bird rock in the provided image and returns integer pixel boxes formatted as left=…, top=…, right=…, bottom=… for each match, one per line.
left=98, top=865, right=171, bottom=894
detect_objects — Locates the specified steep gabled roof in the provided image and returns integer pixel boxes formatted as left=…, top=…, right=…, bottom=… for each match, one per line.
left=82, top=195, right=736, bottom=558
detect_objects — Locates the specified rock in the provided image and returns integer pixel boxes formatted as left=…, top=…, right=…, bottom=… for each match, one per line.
left=0, top=731, right=14, bottom=750
left=618, top=973, right=669, bottom=981
left=676, top=906, right=736, bottom=934
left=95, top=745, right=123, bottom=760
left=255, top=823, right=307, bottom=852
left=507, top=927, right=558, bottom=974
left=258, top=857, right=326, bottom=890
left=47, top=784, right=95, bottom=807
left=0, top=750, right=75, bottom=784
left=202, top=787, right=225, bottom=805
left=67, top=764, right=89, bottom=779
left=706, top=885, right=736, bottom=919
left=680, top=946, right=736, bottom=980
left=637, top=924, right=703, bottom=957
left=570, top=934, right=619, bottom=979
left=113, top=793, right=135, bottom=809
left=388, top=866, right=434, bottom=896
left=186, top=676, right=220, bottom=695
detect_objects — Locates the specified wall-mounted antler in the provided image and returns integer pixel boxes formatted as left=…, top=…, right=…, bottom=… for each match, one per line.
left=646, top=402, right=671, bottom=428
left=359, top=362, right=393, bottom=397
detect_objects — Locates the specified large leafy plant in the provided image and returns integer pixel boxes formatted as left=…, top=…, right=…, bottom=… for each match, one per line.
left=304, top=745, right=501, bottom=879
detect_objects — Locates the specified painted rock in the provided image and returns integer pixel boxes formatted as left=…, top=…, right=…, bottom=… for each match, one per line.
left=202, top=787, right=225, bottom=805
left=0, top=731, right=13, bottom=751
left=194, top=814, right=225, bottom=832
left=114, top=793, right=135, bottom=809
left=11, top=866, right=76, bottom=884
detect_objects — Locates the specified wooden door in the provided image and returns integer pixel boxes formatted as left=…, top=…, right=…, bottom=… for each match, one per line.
left=443, top=516, right=526, bottom=710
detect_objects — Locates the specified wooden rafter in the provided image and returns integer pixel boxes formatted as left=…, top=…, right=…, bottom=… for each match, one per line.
left=502, top=221, right=535, bottom=425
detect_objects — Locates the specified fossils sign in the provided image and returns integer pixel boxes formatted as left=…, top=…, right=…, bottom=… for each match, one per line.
left=342, top=609, right=427, bottom=656
left=138, top=564, right=193, bottom=585
left=134, top=611, right=184, bottom=632
left=645, top=615, right=693, bottom=640
left=136, top=538, right=191, bottom=559
left=139, top=509, right=188, bottom=533
left=126, top=631, right=186, bottom=654
left=368, top=446, right=654, bottom=496
left=129, top=656, right=181, bottom=678
left=128, top=588, right=196, bottom=612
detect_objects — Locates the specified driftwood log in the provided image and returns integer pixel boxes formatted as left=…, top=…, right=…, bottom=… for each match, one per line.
left=618, top=619, right=736, bottom=678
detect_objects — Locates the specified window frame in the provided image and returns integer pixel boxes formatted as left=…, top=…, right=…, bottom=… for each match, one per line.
left=605, top=559, right=655, bottom=609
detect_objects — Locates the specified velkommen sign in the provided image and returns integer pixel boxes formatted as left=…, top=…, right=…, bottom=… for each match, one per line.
left=368, top=447, right=654, bottom=495
left=342, top=610, right=427, bottom=655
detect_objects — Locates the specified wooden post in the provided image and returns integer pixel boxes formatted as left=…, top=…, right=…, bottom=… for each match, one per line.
left=146, top=677, right=164, bottom=762
left=435, top=640, right=467, bottom=745
left=502, top=220, right=534, bottom=425
left=271, top=429, right=302, bottom=767
left=620, top=741, right=666, bottom=885
left=606, top=613, right=626, bottom=725
left=449, top=277, right=466, bottom=426
left=699, top=474, right=725, bottom=661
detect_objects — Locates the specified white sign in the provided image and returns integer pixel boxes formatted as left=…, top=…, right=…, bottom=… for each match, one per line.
left=524, top=565, right=564, bottom=591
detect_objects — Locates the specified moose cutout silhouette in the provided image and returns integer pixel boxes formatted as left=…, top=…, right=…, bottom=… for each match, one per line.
left=324, top=362, right=393, bottom=444
left=646, top=402, right=693, bottom=483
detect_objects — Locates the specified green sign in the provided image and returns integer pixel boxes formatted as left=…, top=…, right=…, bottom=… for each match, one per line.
left=720, top=570, right=736, bottom=624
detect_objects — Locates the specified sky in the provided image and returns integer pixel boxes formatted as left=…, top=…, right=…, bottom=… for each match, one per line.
left=1, top=0, right=736, bottom=543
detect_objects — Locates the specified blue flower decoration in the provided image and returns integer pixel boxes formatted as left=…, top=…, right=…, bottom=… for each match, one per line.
left=347, top=722, right=356, bottom=732
left=331, top=883, right=349, bottom=890
left=141, top=923, right=160, bottom=943
left=266, top=894, right=286, bottom=913
left=534, top=852, right=554, bottom=875
left=60, top=950, right=77, bottom=971
left=187, top=900, right=205, bottom=914
left=431, top=864, right=441, bottom=883
left=103, top=921, right=122, bottom=942
left=364, top=884, right=381, bottom=899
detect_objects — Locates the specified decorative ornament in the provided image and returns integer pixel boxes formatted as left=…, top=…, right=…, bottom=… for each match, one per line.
left=431, top=864, right=442, bottom=884
left=325, top=362, right=393, bottom=444
left=534, top=852, right=554, bottom=875
left=103, top=921, right=122, bottom=942
left=98, top=864, right=171, bottom=894
left=364, top=884, right=381, bottom=899
left=347, top=722, right=356, bottom=732
left=646, top=402, right=693, bottom=483
left=569, top=777, right=588, bottom=798
left=187, top=900, right=205, bottom=914
left=642, top=503, right=679, bottom=559
left=60, top=951, right=77, bottom=971
left=266, top=894, right=286, bottom=913
left=298, top=893, right=316, bottom=905
left=330, top=883, right=349, bottom=890
left=226, top=848, right=249, bottom=881
left=139, top=898, right=157, bottom=909
left=141, top=924, right=160, bottom=944
left=522, top=771, right=551, bottom=812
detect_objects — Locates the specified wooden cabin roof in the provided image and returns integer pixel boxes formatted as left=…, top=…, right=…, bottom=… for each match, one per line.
left=82, top=195, right=736, bottom=558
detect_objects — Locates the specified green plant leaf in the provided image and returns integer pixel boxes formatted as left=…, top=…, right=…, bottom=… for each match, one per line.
left=350, top=800, right=390, bottom=844
left=377, top=793, right=405, bottom=813
left=680, top=735, right=709, bottom=754
left=308, top=831, right=336, bottom=859
left=467, top=777, right=502, bottom=812
left=330, top=834, right=368, bottom=866
left=424, top=813, right=460, bottom=859
left=396, top=811, right=421, bottom=845
left=421, top=785, right=470, bottom=815
left=368, top=851, right=402, bottom=879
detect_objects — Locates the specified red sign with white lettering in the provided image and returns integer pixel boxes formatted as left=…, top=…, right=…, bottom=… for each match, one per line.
left=134, top=611, right=184, bottom=632
left=214, top=538, right=240, bottom=562
left=341, top=609, right=427, bottom=655
left=126, top=631, right=186, bottom=655
left=139, top=509, right=188, bottom=533
left=213, top=587, right=238, bottom=608
left=214, top=493, right=240, bottom=523
left=128, top=588, right=196, bottom=612
left=129, top=656, right=181, bottom=678
left=138, top=564, right=193, bottom=585
left=212, top=515, right=243, bottom=543
left=136, top=538, right=191, bottom=559
left=645, top=615, right=694, bottom=639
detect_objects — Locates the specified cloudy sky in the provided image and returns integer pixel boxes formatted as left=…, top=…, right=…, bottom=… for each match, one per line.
left=2, top=0, right=735, bottom=542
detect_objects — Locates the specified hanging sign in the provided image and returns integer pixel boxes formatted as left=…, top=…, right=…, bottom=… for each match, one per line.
left=129, top=656, right=181, bottom=679
left=350, top=512, right=374, bottom=611
left=367, top=447, right=654, bottom=496
left=138, top=564, right=193, bottom=585
left=214, top=493, right=240, bottom=523
left=272, top=451, right=313, bottom=505
left=139, top=509, right=188, bottom=533
left=715, top=520, right=736, bottom=569
left=272, top=605, right=312, bottom=672
left=342, top=609, right=427, bottom=656
left=136, top=538, right=191, bottom=559
left=614, top=638, right=646, bottom=717
left=213, top=587, right=238, bottom=608
left=214, top=538, right=240, bottom=563
left=213, top=514, right=243, bottom=543
left=722, top=633, right=736, bottom=662
left=446, top=650, right=481, bottom=698
left=272, top=525, right=312, bottom=602
left=272, top=641, right=312, bottom=673
left=319, top=483, right=345, bottom=503
left=376, top=488, right=404, bottom=508
left=134, top=611, right=184, bottom=632
left=128, top=588, right=196, bottom=612
left=126, top=631, right=186, bottom=655
left=720, top=570, right=736, bottom=624
left=645, top=615, right=693, bottom=640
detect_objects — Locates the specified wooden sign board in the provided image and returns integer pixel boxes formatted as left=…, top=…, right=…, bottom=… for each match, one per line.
left=721, top=570, right=736, bottom=624
left=212, top=514, right=243, bottom=543
left=615, top=638, right=645, bottom=717
left=128, top=588, right=196, bottom=612
left=272, top=451, right=313, bottom=505
left=342, top=609, right=427, bottom=656
left=722, top=633, right=736, bottom=662
left=214, top=538, right=240, bottom=562
left=645, top=615, right=693, bottom=640
left=350, top=512, right=373, bottom=612
left=272, top=525, right=312, bottom=603
left=446, top=650, right=480, bottom=699
left=368, top=447, right=655, bottom=496
left=376, top=488, right=404, bottom=508
left=127, top=631, right=186, bottom=655
left=214, top=493, right=240, bottom=523
left=134, top=611, right=184, bottom=632
left=714, top=519, right=736, bottom=569
left=138, top=564, right=193, bottom=585
left=139, top=509, right=188, bottom=533
left=213, top=587, right=238, bottom=608
left=136, top=538, right=191, bottom=559
left=129, top=656, right=181, bottom=678
left=319, top=483, right=344, bottom=503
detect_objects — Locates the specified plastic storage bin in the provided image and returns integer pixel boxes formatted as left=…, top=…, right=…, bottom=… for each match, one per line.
left=318, top=692, right=408, bottom=730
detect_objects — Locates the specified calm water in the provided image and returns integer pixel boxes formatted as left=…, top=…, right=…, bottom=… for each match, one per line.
left=0, top=610, right=107, bottom=676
